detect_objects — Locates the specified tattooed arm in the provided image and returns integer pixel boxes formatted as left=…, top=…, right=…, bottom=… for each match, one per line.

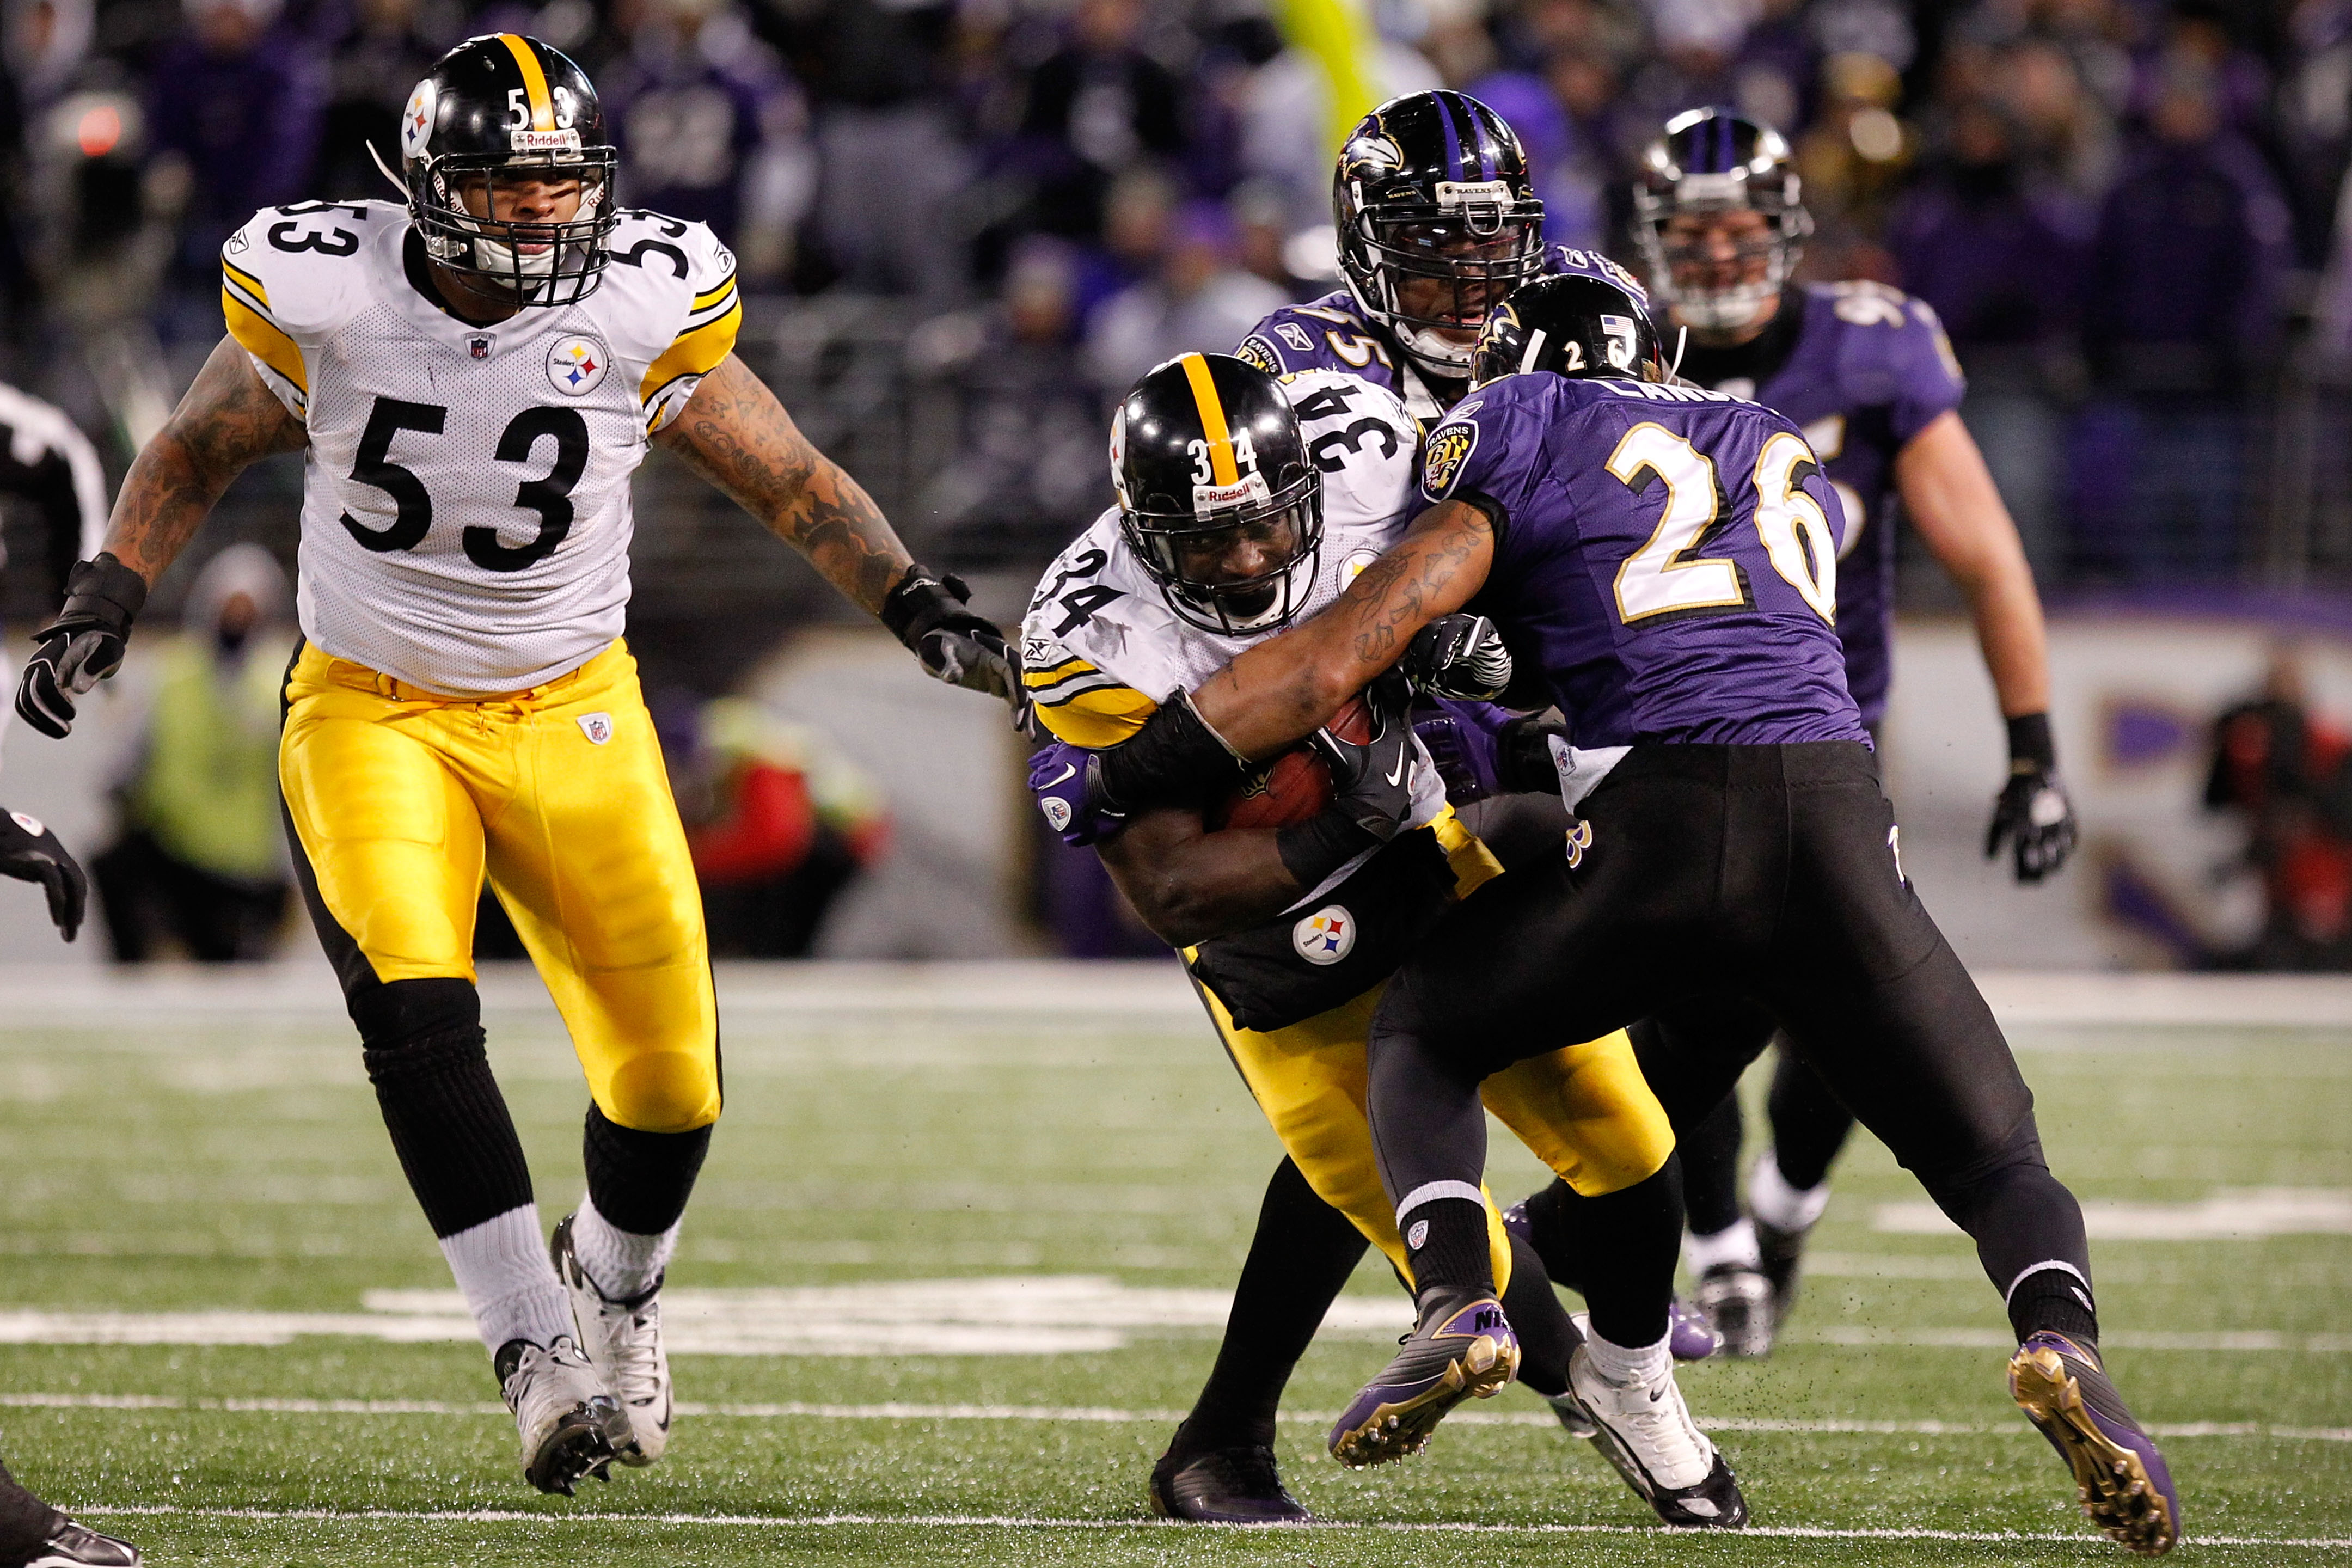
left=102, top=336, right=309, bottom=586
left=1192, top=499, right=1496, bottom=759
left=654, top=353, right=912, bottom=614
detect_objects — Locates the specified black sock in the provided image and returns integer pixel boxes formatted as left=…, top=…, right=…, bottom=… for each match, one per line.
left=1576, top=1159, right=1683, bottom=1349
left=2008, top=1265, right=2100, bottom=1346
left=1679, top=1090, right=1746, bottom=1236
left=0, top=1455, right=64, bottom=1566
left=1401, top=1196, right=1493, bottom=1308
left=1766, top=1047, right=1856, bottom=1193
left=1174, top=1159, right=1368, bottom=1457
left=1499, top=1232, right=1579, bottom=1396
left=356, top=979, right=532, bottom=1237
left=583, top=1105, right=712, bottom=1236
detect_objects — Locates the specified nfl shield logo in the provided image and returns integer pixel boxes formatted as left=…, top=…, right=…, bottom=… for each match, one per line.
left=578, top=712, right=614, bottom=745
left=469, top=335, right=492, bottom=360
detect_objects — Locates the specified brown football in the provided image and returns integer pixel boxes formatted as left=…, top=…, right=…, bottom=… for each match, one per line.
left=1209, top=695, right=1374, bottom=831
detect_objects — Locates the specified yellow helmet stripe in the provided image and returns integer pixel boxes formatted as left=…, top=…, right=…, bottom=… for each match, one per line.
left=1178, top=353, right=1239, bottom=488
left=498, top=33, right=556, bottom=131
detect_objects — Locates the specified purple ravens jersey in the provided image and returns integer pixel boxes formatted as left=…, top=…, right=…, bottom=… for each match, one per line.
left=1423, top=371, right=1865, bottom=748
left=1676, top=282, right=1965, bottom=726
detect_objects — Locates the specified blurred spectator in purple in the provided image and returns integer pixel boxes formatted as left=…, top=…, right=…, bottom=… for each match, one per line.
left=310, top=0, right=455, bottom=203
left=1888, top=96, right=2087, bottom=580
left=1082, top=197, right=1285, bottom=399
left=601, top=0, right=813, bottom=287
left=1011, top=0, right=1186, bottom=244
left=1463, top=67, right=1608, bottom=250
left=2070, top=57, right=2292, bottom=581
left=776, top=0, right=965, bottom=299
left=912, top=237, right=1108, bottom=566
left=2276, top=0, right=2352, bottom=264
left=146, top=0, right=323, bottom=321
left=1239, top=14, right=1440, bottom=235
left=2133, top=1, right=2271, bottom=145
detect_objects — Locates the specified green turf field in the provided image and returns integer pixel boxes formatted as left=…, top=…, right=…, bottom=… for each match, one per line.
left=0, top=965, right=2345, bottom=1564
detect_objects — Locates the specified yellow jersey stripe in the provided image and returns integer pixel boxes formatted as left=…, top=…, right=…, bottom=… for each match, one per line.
left=222, top=289, right=307, bottom=397
left=639, top=292, right=743, bottom=406
left=693, top=274, right=738, bottom=309
left=221, top=258, right=268, bottom=305
left=499, top=33, right=555, bottom=131
left=1180, top=353, right=1238, bottom=486
left=1034, top=684, right=1157, bottom=748
left=1021, top=656, right=1097, bottom=687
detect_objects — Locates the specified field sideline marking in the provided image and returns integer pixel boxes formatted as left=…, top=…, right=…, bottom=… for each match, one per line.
left=56, top=1504, right=2352, bottom=1548
left=7, top=1393, right=2344, bottom=1443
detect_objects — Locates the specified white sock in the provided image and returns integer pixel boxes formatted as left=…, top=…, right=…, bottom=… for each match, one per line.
left=1682, top=1217, right=1761, bottom=1277
left=570, top=1193, right=680, bottom=1302
left=439, top=1204, right=573, bottom=1353
left=1749, top=1149, right=1832, bottom=1233
left=1584, top=1327, right=1673, bottom=1387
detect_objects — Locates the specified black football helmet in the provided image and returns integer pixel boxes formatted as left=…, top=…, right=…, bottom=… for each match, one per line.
left=1111, top=354, right=1321, bottom=636
left=1473, top=268, right=1663, bottom=388
left=397, top=34, right=619, bottom=305
left=1633, top=107, right=1811, bottom=332
left=1334, top=90, right=1547, bottom=383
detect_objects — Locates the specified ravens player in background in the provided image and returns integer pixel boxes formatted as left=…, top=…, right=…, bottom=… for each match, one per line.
left=0, top=387, right=134, bottom=1567
left=13, top=34, right=1014, bottom=1497
left=1510, top=109, right=2080, bottom=1358
left=1022, top=353, right=1737, bottom=1525
left=1082, top=272, right=2181, bottom=1556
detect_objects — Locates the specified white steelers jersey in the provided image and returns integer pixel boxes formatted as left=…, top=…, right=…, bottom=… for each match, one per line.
left=220, top=200, right=741, bottom=694
left=1021, top=366, right=1447, bottom=834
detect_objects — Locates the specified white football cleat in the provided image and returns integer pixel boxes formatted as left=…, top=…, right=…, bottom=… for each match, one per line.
left=496, top=1334, right=625, bottom=1495
left=552, top=1214, right=673, bottom=1466
left=1569, top=1343, right=1748, bottom=1528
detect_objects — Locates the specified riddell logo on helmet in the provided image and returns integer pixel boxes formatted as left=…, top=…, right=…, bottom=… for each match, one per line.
left=511, top=128, right=583, bottom=154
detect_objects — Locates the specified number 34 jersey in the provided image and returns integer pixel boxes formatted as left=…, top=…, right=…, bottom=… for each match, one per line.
left=1020, top=367, right=1447, bottom=834
left=220, top=199, right=742, bottom=694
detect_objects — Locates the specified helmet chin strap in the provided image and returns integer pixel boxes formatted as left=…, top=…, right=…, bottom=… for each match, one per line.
left=367, top=140, right=408, bottom=199
left=1668, top=325, right=1688, bottom=380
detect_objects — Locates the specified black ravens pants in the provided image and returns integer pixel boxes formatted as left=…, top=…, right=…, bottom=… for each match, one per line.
left=1367, top=742, right=2093, bottom=1328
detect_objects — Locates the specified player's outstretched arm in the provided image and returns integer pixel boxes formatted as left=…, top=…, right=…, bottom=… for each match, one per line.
left=1095, top=810, right=1308, bottom=948
left=1896, top=409, right=2078, bottom=881
left=1092, top=499, right=1496, bottom=816
left=1197, top=499, right=1498, bottom=758
left=656, top=354, right=1026, bottom=713
left=14, top=337, right=305, bottom=739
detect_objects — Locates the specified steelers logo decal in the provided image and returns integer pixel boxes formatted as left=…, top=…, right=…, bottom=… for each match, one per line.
left=1341, top=547, right=1381, bottom=584
left=1292, top=905, right=1355, bottom=966
left=547, top=336, right=608, bottom=396
left=1422, top=419, right=1479, bottom=500
left=400, top=79, right=438, bottom=163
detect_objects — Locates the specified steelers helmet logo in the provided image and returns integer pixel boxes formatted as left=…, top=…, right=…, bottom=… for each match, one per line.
left=400, top=78, right=437, bottom=164
left=1422, top=419, right=1479, bottom=499
left=547, top=336, right=607, bottom=396
left=1292, top=905, right=1355, bottom=966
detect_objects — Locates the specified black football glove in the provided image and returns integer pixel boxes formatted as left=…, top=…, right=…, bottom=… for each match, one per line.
left=1401, top=613, right=1512, bottom=701
left=1494, top=713, right=1571, bottom=793
left=880, top=563, right=1031, bottom=726
left=0, top=807, right=87, bottom=941
left=1306, top=671, right=1419, bottom=844
left=15, top=553, right=147, bottom=739
left=1985, top=712, right=2079, bottom=883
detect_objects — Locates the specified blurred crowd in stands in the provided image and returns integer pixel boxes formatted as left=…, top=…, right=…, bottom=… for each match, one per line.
left=1, top=0, right=2349, bottom=592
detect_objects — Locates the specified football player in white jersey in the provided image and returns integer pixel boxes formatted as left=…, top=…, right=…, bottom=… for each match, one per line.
left=12, top=34, right=1015, bottom=1497
left=1021, top=354, right=1740, bottom=1527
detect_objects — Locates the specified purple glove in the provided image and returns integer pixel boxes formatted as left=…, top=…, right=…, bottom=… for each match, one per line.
left=1029, top=739, right=1126, bottom=847
left=1413, top=698, right=1512, bottom=805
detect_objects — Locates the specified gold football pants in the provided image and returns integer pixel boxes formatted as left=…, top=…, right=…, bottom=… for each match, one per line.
left=279, top=639, right=719, bottom=1132
left=1196, top=978, right=1674, bottom=1292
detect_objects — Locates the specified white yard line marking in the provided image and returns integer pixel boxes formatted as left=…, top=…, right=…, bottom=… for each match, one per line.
left=1876, top=1189, right=2352, bottom=1240
left=55, top=1504, right=2352, bottom=1547
left=8, top=1393, right=2345, bottom=1442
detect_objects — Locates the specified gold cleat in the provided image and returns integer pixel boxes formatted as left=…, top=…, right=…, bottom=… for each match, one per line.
left=1326, top=1298, right=1520, bottom=1468
left=2008, top=1332, right=2180, bottom=1556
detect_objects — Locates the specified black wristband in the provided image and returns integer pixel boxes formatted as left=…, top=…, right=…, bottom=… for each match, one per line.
left=48, top=552, right=148, bottom=634
left=2006, top=712, right=2056, bottom=774
left=1095, top=690, right=1247, bottom=812
left=1276, top=809, right=1380, bottom=889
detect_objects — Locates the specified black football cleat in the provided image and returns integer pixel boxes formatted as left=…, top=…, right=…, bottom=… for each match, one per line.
left=1694, top=1261, right=1775, bottom=1358
left=22, top=1520, right=140, bottom=1567
left=1327, top=1296, right=1519, bottom=1468
left=1148, top=1438, right=1314, bottom=1524
left=2010, top=1332, right=2181, bottom=1555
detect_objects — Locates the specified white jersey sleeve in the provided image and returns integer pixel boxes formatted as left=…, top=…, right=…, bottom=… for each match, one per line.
left=221, top=201, right=385, bottom=420
left=597, top=212, right=743, bottom=434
